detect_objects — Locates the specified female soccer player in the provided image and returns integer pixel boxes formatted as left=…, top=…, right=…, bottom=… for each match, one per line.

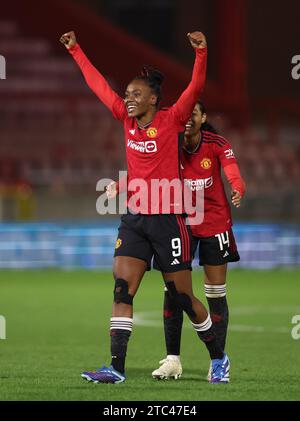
left=151, top=101, right=245, bottom=382
left=60, top=31, right=228, bottom=384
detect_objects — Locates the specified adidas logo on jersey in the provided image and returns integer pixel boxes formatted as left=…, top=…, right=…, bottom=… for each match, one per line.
left=129, top=129, right=136, bottom=135
left=171, top=258, right=180, bottom=265
left=223, top=251, right=229, bottom=258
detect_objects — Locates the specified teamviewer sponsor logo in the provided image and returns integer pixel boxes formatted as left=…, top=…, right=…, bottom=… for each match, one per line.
left=145, top=141, right=157, bottom=153
left=0, top=315, right=6, bottom=339
left=0, top=55, right=6, bottom=79
left=127, top=139, right=157, bottom=153
left=184, top=176, right=213, bottom=191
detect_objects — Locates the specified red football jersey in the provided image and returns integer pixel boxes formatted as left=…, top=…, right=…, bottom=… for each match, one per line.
left=69, top=44, right=207, bottom=214
left=182, top=130, right=238, bottom=237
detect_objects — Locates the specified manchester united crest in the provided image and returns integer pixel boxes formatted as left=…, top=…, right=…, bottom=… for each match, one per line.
left=200, top=158, right=212, bottom=169
left=146, top=127, right=158, bottom=138
left=115, top=239, right=122, bottom=249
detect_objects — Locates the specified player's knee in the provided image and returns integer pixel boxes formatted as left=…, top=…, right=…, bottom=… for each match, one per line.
left=177, top=293, right=196, bottom=318
left=165, top=281, right=196, bottom=318
left=113, top=278, right=133, bottom=305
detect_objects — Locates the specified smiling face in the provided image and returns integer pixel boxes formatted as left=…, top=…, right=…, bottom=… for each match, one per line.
left=184, top=102, right=207, bottom=137
left=124, top=80, right=158, bottom=118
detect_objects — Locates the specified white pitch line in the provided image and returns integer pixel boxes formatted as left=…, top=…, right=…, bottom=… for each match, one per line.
left=230, top=306, right=300, bottom=315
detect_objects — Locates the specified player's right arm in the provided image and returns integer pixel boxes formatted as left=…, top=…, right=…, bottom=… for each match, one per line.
left=60, top=31, right=126, bottom=121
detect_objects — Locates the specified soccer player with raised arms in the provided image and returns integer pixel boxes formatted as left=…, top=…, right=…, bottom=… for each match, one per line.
left=60, top=30, right=229, bottom=384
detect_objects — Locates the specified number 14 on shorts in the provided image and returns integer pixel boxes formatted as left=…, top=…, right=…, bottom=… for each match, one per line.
left=215, top=231, right=230, bottom=251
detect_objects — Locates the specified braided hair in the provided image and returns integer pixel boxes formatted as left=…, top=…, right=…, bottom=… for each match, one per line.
left=133, top=65, right=164, bottom=107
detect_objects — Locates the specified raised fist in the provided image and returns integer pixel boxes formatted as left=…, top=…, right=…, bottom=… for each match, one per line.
left=60, top=31, right=77, bottom=49
left=187, top=32, right=207, bottom=49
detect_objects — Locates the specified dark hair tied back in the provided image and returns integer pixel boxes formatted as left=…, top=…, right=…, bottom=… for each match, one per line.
left=141, top=65, right=164, bottom=86
left=133, top=65, right=164, bottom=107
left=196, top=100, right=218, bottom=134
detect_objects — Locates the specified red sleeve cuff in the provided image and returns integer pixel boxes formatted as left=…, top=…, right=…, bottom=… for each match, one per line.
left=223, top=163, right=246, bottom=197
left=68, top=43, right=81, bottom=55
left=195, top=47, right=207, bottom=56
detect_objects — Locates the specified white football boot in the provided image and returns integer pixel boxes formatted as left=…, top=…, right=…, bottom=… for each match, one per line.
left=152, top=357, right=182, bottom=380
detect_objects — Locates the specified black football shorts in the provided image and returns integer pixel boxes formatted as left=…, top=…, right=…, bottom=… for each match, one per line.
left=192, top=228, right=240, bottom=266
left=114, top=212, right=192, bottom=272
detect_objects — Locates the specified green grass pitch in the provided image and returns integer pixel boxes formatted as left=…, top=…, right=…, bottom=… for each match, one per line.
left=0, top=269, right=300, bottom=401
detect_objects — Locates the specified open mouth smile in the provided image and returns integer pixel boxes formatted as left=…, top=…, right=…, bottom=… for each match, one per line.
left=127, top=104, right=138, bottom=113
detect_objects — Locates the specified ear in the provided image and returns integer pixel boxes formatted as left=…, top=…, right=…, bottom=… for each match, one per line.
left=201, top=113, right=207, bottom=124
left=150, top=95, right=158, bottom=106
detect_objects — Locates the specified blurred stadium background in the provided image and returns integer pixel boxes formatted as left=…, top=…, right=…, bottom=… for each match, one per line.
left=0, top=0, right=300, bottom=269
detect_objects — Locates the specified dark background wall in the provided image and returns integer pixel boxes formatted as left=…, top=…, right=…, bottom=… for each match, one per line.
left=1, top=0, right=299, bottom=222
left=247, top=0, right=300, bottom=100
left=79, top=0, right=300, bottom=102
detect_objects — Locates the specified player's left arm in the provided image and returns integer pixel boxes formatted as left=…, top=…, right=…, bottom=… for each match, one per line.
left=217, top=140, right=246, bottom=208
left=171, top=32, right=207, bottom=127
left=224, top=164, right=246, bottom=208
